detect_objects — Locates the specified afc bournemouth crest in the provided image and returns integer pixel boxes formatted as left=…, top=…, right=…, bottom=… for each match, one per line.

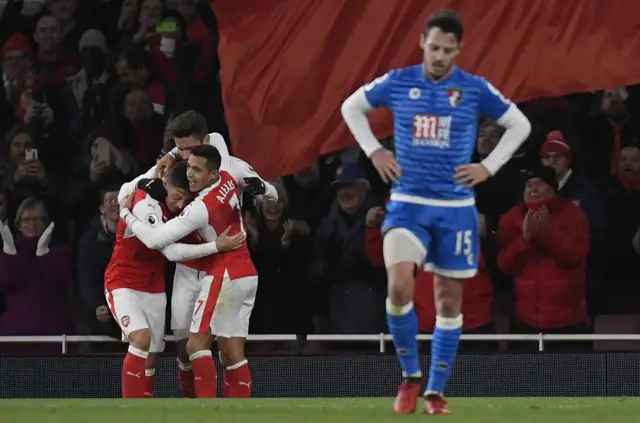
left=121, top=315, right=130, bottom=328
left=448, top=88, right=463, bottom=107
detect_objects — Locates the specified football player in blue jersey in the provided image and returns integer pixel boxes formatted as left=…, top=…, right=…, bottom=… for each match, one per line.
left=341, top=9, right=531, bottom=415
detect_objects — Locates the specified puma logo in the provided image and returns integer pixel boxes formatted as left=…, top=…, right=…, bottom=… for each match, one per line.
left=126, top=372, right=141, bottom=379
left=194, top=377, right=202, bottom=381
left=239, top=382, right=251, bottom=387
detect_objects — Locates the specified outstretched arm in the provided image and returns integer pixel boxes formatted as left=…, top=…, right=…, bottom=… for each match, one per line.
left=227, top=156, right=278, bottom=201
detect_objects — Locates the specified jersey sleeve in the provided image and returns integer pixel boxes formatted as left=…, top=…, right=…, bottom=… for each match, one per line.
left=227, top=157, right=279, bottom=202
left=362, top=71, right=395, bottom=109
left=121, top=199, right=209, bottom=250
left=208, top=132, right=230, bottom=171
left=161, top=241, right=219, bottom=261
left=129, top=195, right=164, bottom=229
left=118, top=165, right=158, bottom=202
left=477, top=77, right=512, bottom=121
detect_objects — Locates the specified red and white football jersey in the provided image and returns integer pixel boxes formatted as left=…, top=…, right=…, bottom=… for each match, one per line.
left=105, top=189, right=171, bottom=294
left=121, top=170, right=257, bottom=281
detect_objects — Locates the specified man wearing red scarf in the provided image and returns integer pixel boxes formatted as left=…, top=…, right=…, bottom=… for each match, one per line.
left=496, top=165, right=590, bottom=349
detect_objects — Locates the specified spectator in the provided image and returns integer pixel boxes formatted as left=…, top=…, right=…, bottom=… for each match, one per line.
left=110, top=87, right=165, bottom=169
left=1, top=32, right=33, bottom=108
left=581, top=87, right=640, bottom=183
left=246, top=182, right=312, bottom=346
left=64, top=29, right=118, bottom=143
left=0, top=123, right=61, bottom=221
left=34, top=14, right=80, bottom=88
left=64, top=130, right=134, bottom=237
left=0, top=197, right=73, bottom=341
left=115, top=46, right=167, bottom=115
left=310, top=163, right=386, bottom=336
left=175, top=0, right=218, bottom=84
left=539, top=130, right=607, bottom=316
left=602, top=146, right=640, bottom=313
left=497, top=165, right=590, bottom=350
left=77, top=184, right=120, bottom=337
left=129, top=0, right=164, bottom=47
left=47, top=0, right=85, bottom=54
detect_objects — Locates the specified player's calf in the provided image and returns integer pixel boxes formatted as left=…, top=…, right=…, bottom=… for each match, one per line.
left=175, top=337, right=195, bottom=398
left=219, top=337, right=251, bottom=398
left=187, top=332, right=217, bottom=398
left=122, top=329, right=152, bottom=398
left=425, top=275, right=463, bottom=399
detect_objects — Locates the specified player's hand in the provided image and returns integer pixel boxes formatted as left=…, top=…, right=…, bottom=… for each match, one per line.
left=96, top=305, right=111, bottom=323
left=365, top=206, right=386, bottom=228
left=120, top=193, right=134, bottom=211
left=371, top=148, right=401, bottom=184
left=243, top=177, right=266, bottom=196
left=155, top=153, right=176, bottom=178
left=454, top=163, right=491, bottom=188
left=522, top=210, right=538, bottom=242
left=215, top=226, right=246, bottom=252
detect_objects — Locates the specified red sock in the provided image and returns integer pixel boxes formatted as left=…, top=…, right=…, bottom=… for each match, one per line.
left=178, top=360, right=196, bottom=398
left=224, top=359, right=251, bottom=398
left=189, top=350, right=217, bottom=398
left=122, top=346, right=148, bottom=398
left=145, top=369, right=156, bottom=398
left=222, top=368, right=231, bottom=398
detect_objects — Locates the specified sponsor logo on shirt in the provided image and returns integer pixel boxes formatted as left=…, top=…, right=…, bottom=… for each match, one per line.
left=412, top=115, right=451, bottom=149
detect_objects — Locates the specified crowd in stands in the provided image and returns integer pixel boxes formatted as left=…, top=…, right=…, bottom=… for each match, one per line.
left=0, top=0, right=639, bottom=354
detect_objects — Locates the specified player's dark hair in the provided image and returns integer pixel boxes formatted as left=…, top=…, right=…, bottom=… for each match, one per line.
left=167, top=162, right=190, bottom=190
left=424, top=9, right=464, bottom=42
left=190, top=145, right=222, bottom=171
left=170, top=110, right=208, bottom=140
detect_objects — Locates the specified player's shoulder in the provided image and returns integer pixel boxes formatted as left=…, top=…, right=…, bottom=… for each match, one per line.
left=388, top=64, right=423, bottom=81
left=450, top=67, right=489, bottom=87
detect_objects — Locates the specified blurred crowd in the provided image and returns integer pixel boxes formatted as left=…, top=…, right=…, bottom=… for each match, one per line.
left=1, top=0, right=640, bottom=354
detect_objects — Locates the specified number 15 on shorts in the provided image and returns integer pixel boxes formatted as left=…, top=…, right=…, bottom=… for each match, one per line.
left=454, top=230, right=474, bottom=266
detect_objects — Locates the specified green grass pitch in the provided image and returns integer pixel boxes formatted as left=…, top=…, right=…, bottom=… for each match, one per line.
left=1, top=398, right=638, bottom=423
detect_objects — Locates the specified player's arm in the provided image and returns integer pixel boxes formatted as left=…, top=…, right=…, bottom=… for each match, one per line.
left=120, top=200, right=209, bottom=250
left=341, top=72, right=395, bottom=157
left=161, top=241, right=219, bottom=261
left=118, top=165, right=159, bottom=203
left=227, top=156, right=279, bottom=201
left=477, top=78, right=532, bottom=175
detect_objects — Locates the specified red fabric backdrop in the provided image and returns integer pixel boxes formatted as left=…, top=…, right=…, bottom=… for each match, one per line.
left=211, top=0, right=640, bottom=179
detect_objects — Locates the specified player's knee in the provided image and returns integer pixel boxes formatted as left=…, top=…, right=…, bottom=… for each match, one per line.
left=219, top=349, right=244, bottom=367
left=175, top=339, right=190, bottom=364
left=186, top=333, right=211, bottom=356
left=386, top=263, right=416, bottom=305
left=433, top=275, right=463, bottom=317
left=383, top=228, right=426, bottom=269
left=129, top=329, right=152, bottom=351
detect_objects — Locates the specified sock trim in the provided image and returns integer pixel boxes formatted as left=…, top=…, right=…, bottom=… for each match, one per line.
left=386, top=298, right=414, bottom=316
left=189, top=350, right=213, bottom=361
left=225, top=359, right=248, bottom=371
left=177, top=359, right=192, bottom=371
left=145, top=368, right=156, bottom=377
left=435, top=314, right=463, bottom=330
left=128, top=345, right=149, bottom=359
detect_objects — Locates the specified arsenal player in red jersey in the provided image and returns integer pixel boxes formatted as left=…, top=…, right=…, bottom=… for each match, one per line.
left=105, top=162, right=245, bottom=398
left=120, top=145, right=262, bottom=399
left=121, top=111, right=277, bottom=398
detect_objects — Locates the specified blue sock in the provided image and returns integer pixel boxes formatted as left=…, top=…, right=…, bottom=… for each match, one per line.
left=386, top=299, right=421, bottom=377
left=426, top=315, right=463, bottom=395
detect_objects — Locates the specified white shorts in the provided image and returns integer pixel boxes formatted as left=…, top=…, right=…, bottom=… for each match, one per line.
left=171, top=264, right=206, bottom=340
left=190, top=274, right=258, bottom=338
left=105, top=288, right=167, bottom=353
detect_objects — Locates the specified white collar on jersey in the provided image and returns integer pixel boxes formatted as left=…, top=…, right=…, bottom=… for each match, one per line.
left=196, top=175, right=223, bottom=199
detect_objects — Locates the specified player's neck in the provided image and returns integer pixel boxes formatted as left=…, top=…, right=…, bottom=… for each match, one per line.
left=423, top=64, right=455, bottom=83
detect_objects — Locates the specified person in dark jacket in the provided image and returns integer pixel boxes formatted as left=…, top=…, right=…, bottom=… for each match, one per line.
left=310, top=163, right=386, bottom=338
left=77, top=184, right=120, bottom=338
left=497, top=165, right=590, bottom=351
left=539, top=130, right=607, bottom=317
left=0, top=197, right=73, bottom=354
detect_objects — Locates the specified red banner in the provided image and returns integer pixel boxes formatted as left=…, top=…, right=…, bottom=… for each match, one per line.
left=212, top=0, right=640, bottom=179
